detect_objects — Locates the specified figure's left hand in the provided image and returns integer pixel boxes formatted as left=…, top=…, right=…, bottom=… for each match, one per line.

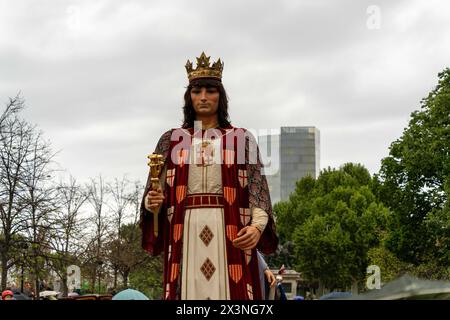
left=264, top=269, right=276, bottom=287
left=232, top=226, right=261, bottom=250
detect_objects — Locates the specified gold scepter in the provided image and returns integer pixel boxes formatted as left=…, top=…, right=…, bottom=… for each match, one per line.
left=147, top=153, right=164, bottom=237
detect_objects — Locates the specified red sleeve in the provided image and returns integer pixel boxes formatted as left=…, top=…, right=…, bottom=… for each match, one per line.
left=139, top=130, right=172, bottom=256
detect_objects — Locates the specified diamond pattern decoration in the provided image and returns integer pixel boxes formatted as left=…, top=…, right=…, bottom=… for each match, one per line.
left=200, top=258, right=216, bottom=281
left=199, top=225, right=214, bottom=246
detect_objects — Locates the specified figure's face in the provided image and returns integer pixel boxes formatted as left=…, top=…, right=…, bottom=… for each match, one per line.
left=191, top=86, right=219, bottom=118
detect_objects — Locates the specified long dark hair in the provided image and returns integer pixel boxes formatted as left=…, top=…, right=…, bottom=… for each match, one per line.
left=182, top=78, right=231, bottom=128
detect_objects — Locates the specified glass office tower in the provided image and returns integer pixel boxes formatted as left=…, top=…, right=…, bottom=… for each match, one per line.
left=258, top=127, right=320, bottom=204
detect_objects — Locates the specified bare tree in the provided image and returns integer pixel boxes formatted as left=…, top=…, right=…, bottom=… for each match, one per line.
left=0, top=94, right=58, bottom=293
left=130, top=180, right=144, bottom=225
left=107, top=175, right=132, bottom=289
left=20, top=130, right=58, bottom=298
left=107, top=223, right=150, bottom=288
left=0, top=111, right=35, bottom=289
left=108, top=176, right=132, bottom=238
left=47, top=176, right=89, bottom=296
left=0, top=94, right=24, bottom=131
left=104, top=179, right=155, bottom=289
left=84, top=175, right=110, bottom=293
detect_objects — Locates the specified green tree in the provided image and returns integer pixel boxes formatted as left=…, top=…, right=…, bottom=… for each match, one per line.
left=367, top=246, right=408, bottom=284
left=105, top=222, right=163, bottom=298
left=376, top=68, right=450, bottom=275
left=128, top=256, right=163, bottom=299
left=107, top=223, right=149, bottom=287
left=276, top=163, right=390, bottom=290
left=268, top=176, right=316, bottom=269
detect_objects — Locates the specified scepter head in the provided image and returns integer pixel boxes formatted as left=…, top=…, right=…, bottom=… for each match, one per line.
left=147, top=153, right=164, bottom=179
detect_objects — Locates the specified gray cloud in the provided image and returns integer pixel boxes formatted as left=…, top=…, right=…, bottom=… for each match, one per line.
left=1, top=0, right=449, bottom=183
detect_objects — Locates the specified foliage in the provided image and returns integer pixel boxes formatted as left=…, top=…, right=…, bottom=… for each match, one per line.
left=367, top=246, right=409, bottom=284
left=128, top=255, right=164, bottom=299
left=275, top=163, right=391, bottom=289
left=376, top=68, right=450, bottom=271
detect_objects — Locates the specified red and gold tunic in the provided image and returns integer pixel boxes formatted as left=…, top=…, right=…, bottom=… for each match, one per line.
left=140, top=126, right=278, bottom=300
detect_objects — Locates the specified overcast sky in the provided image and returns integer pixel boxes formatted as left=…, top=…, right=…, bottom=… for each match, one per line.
left=1, top=0, right=449, bottom=186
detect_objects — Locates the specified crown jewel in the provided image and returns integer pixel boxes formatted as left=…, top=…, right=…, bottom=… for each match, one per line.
left=185, top=52, right=224, bottom=82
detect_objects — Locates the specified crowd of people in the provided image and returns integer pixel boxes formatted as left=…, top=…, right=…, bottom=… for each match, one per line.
left=0, top=280, right=58, bottom=300
left=1, top=252, right=286, bottom=300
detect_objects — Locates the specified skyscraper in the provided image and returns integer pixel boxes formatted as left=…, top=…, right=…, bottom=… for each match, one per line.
left=258, top=127, right=320, bottom=203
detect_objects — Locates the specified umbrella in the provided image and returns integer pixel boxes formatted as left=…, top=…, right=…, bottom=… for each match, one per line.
left=39, top=290, right=59, bottom=298
left=12, top=291, right=32, bottom=300
left=112, top=289, right=149, bottom=300
left=319, top=291, right=352, bottom=300
left=349, top=274, right=450, bottom=300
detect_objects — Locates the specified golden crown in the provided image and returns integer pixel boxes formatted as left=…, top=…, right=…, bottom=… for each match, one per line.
left=185, top=52, right=224, bottom=82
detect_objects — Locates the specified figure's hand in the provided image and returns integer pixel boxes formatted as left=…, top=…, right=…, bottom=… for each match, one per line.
left=145, top=187, right=165, bottom=213
left=264, top=269, right=276, bottom=287
left=232, top=226, right=261, bottom=250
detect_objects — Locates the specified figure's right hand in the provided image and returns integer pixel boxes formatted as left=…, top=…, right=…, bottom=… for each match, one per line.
left=145, top=187, right=165, bottom=212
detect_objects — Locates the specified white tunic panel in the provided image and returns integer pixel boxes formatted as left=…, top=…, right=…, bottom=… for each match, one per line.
left=181, top=137, right=230, bottom=300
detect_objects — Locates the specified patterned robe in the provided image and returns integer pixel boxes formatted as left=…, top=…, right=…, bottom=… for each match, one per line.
left=140, top=126, right=278, bottom=300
